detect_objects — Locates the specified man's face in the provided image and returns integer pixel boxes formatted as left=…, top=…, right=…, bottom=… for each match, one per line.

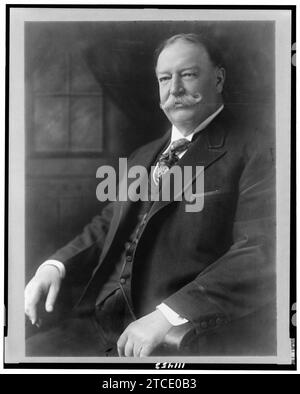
left=156, top=39, right=224, bottom=132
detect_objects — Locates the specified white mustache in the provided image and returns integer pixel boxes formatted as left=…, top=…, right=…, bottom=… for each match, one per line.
left=160, top=93, right=202, bottom=111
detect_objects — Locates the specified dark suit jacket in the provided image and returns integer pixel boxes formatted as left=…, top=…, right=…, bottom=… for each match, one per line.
left=51, top=109, right=276, bottom=354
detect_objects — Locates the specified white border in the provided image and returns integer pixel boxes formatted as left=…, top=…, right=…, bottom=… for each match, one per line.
left=4, top=6, right=293, bottom=368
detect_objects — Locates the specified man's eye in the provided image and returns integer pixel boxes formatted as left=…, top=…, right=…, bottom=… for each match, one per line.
left=182, top=72, right=197, bottom=79
left=158, top=76, right=171, bottom=83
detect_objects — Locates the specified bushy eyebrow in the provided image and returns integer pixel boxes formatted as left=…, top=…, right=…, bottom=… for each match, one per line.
left=180, top=67, right=200, bottom=72
left=156, top=65, right=200, bottom=75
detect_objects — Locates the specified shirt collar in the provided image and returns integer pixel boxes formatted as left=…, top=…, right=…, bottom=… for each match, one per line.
left=170, top=104, right=224, bottom=143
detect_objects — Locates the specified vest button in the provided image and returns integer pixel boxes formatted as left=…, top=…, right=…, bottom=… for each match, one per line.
left=126, top=256, right=132, bottom=262
left=120, top=278, right=126, bottom=284
left=125, top=242, right=131, bottom=250
left=200, top=321, right=208, bottom=329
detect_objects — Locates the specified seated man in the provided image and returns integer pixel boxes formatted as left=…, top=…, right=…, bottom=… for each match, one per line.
left=25, top=33, right=276, bottom=357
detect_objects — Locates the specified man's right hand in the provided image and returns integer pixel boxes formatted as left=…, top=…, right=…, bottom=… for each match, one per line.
left=24, top=265, right=62, bottom=325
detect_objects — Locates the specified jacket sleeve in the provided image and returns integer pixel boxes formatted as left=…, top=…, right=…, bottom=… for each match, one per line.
left=163, top=139, right=276, bottom=332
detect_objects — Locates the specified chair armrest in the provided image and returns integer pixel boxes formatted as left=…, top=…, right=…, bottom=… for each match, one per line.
left=162, top=322, right=198, bottom=352
left=161, top=303, right=277, bottom=355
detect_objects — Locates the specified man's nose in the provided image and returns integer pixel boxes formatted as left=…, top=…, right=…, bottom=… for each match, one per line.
left=170, top=75, right=184, bottom=96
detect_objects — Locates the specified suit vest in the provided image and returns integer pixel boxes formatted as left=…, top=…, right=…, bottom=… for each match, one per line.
left=94, top=158, right=162, bottom=327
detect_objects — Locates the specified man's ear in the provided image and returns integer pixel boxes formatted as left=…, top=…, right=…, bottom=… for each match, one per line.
left=215, top=67, right=226, bottom=93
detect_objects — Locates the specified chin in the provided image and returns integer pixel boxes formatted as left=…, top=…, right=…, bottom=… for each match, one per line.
left=168, top=108, right=198, bottom=125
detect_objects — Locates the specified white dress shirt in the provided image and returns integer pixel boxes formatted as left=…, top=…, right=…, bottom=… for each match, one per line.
left=38, top=104, right=224, bottom=326
left=161, top=104, right=224, bottom=155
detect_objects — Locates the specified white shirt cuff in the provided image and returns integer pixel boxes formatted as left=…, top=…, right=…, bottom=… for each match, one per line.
left=36, top=260, right=66, bottom=279
left=156, top=303, right=188, bottom=326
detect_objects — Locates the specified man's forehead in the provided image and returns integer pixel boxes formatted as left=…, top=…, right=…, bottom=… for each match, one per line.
left=156, top=39, right=211, bottom=72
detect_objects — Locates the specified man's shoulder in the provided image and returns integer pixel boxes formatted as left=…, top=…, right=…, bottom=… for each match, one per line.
left=221, top=109, right=275, bottom=183
left=224, top=108, right=275, bottom=156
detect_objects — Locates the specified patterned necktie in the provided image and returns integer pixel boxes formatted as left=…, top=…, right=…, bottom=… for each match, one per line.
left=153, top=138, right=191, bottom=185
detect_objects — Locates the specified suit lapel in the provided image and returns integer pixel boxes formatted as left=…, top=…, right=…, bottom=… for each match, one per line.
left=147, top=111, right=228, bottom=220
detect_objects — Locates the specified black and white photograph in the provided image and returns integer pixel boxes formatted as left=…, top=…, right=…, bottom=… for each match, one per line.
left=4, top=5, right=296, bottom=369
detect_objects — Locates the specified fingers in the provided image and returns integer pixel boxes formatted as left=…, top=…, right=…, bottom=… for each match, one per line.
left=133, top=342, right=143, bottom=358
left=117, top=333, right=136, bottom=357
left=117, top=313, right=167, bottom=357
left=117, top=331, right=128, bottom=357
left=45, top=283, right=59, bottom=312
left=139, top=344, right=153, bottom=358
left=24, top=282, right=42, bottom=325
left=124, top=340, right=134, bottom=357
left=117, top=331, right=152, bottom=357
left=117, top=331, right=142, bottom=357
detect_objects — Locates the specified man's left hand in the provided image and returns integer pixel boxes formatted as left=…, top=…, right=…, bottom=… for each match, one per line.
left=117, top=310, right=173, bottom=357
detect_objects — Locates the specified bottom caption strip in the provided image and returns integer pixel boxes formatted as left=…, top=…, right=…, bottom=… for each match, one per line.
left=101, top=376, right=198, bottom=391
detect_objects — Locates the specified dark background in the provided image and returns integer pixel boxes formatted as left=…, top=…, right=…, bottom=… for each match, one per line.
left=25, top=21, right=275, bottom=282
